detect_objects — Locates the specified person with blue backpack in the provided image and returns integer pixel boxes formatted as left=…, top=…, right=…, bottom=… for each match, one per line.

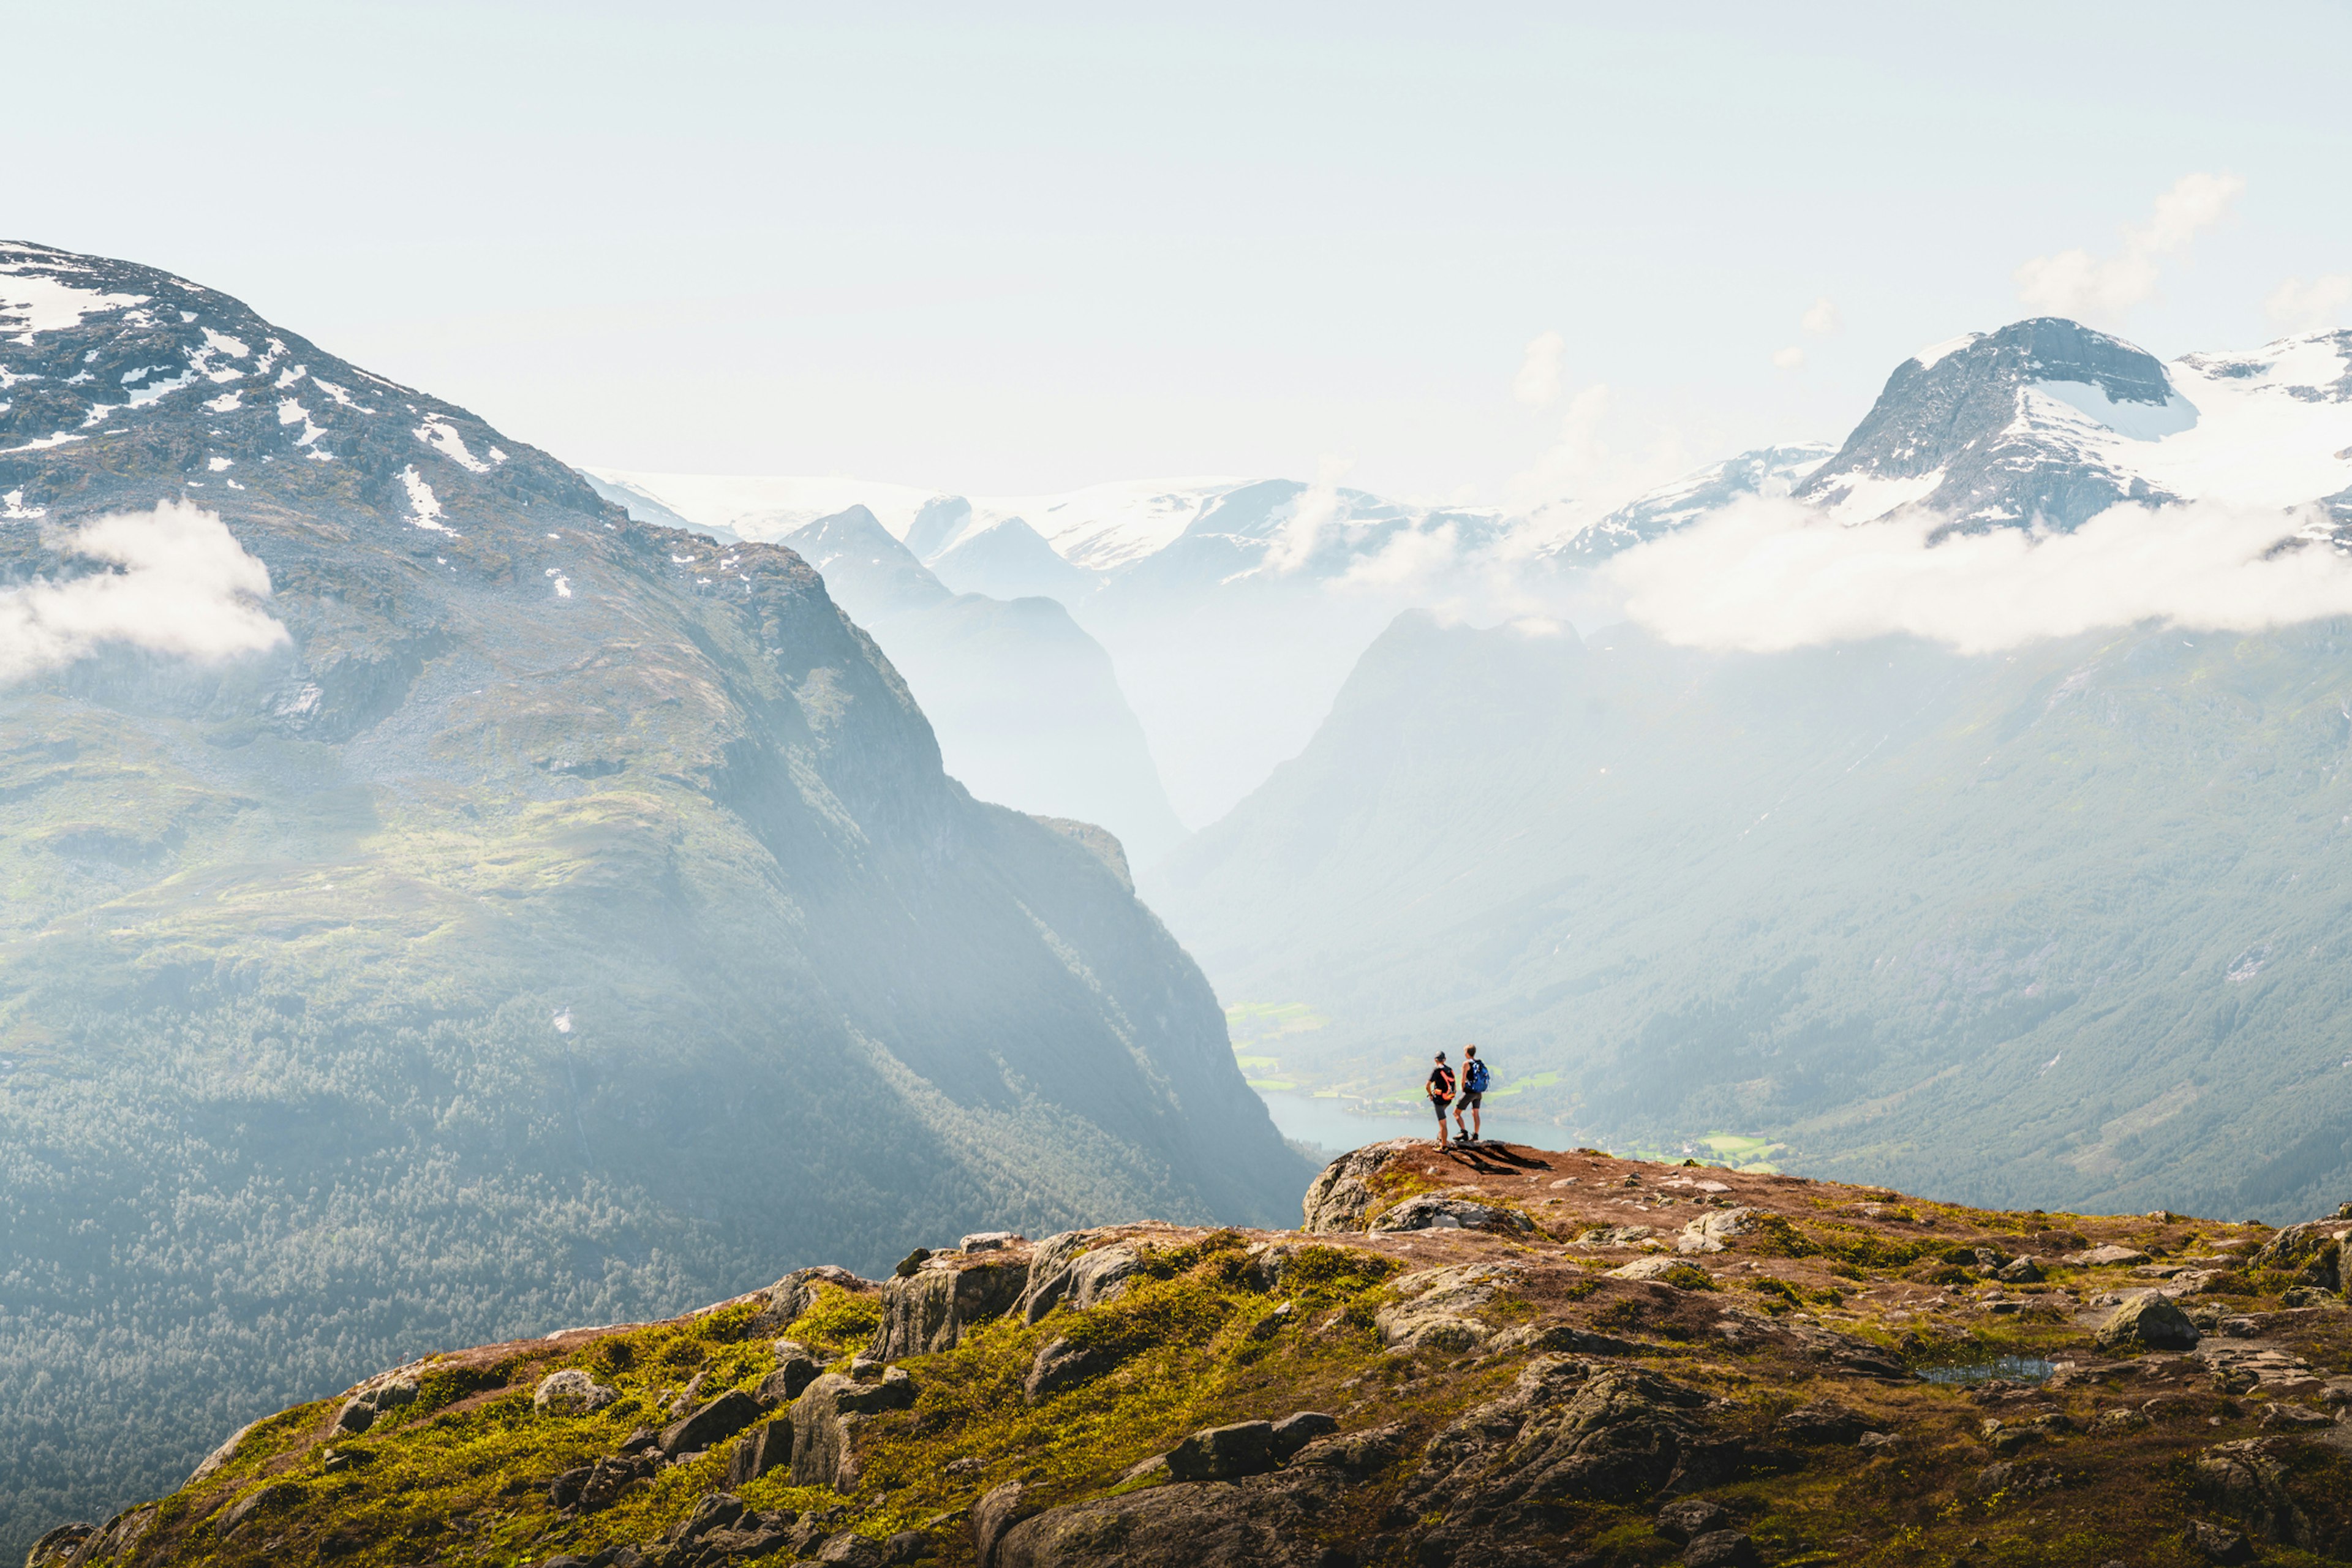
left=1454, top=1044, right=1491, bottom=1145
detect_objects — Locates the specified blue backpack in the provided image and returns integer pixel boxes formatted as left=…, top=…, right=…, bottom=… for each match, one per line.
left=1464, top=1058, right=1490, bottom=1093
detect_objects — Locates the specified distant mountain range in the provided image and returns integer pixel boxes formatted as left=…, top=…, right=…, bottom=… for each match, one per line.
left=1144, top=320, right=2352, bottom=1227
left=0, top=241, right=1300, bottom=1554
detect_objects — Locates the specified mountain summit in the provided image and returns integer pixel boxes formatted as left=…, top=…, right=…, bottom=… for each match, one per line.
left=0, top=243, right=1300, bottom=1552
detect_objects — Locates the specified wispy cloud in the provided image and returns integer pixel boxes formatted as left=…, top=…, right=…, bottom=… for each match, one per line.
left=1512, top=330, right=1566, bottom=407
left=1266, top=454, right=1352, bottom=573
left=1801, top=297, right=1842, bottom=336
left=0, top=500, right=288, bottom=680
left=1604, top=494, right=2351, bottom=654
left=2267, top=273, right=2352, bottom=333
left=1771, top=346, right=1806, bottom=371
left=2013, top=172, right=2243, bottom=326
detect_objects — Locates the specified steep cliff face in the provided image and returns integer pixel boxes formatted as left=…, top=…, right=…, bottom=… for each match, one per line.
left=0, top=243, right=1303, bottom=1553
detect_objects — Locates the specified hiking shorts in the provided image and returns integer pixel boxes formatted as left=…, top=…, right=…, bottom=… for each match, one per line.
left=1458, top=1091, right=1483, bottom=1110
left=1430, top=1096, right=1452, bottom=1123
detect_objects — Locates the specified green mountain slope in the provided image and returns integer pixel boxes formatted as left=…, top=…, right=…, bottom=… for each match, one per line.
left=1145, top=609, right=2352, bottom=1221
left=0, top=243, right=1303, bottom=1556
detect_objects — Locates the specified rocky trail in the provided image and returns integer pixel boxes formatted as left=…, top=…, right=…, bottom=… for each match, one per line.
left=30, top=1140, right=2352, bottom=1568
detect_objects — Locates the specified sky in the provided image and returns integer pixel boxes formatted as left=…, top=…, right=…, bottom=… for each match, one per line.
left=9, top=2, right=2352, bottom=509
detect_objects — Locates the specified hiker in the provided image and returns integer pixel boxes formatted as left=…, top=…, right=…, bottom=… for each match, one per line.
left=1425, top=1051, right=1457, bottom=1147
left=1455, top=1044, right=1490, bottom=1145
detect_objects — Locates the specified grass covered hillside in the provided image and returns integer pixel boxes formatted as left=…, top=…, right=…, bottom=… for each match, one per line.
left=37, top=1139, right=2352, bottom=1567
left=0, top=243, right=1305, bottom=1557
left=1147, top=609, right=2352, bottom=1224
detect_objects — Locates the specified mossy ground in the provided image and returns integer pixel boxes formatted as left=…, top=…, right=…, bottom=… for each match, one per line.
left=80, top=1147, right=2352, bottom=1567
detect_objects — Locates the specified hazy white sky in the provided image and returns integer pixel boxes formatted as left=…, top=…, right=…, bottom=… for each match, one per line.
left=11, top=2, right=2352, bottom=505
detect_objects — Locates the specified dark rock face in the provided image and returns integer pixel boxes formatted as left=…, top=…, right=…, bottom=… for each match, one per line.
left=2099, top=1294, right=2202, bottom=1352
left=788, top=1371, right=918, bottom=1491
left=1023, top=1337, right=1121, bottom=1404
left=1774, top=1401, right=1868, bottom=1446
left=1166, top=1422, right=1275, bottom=1482
left=867, top=1250, right=1031, bottom=1360
left=661, top=1390, right=763, bottom=1459
left=1653, top=1496, right=1730, bottom=1544
left=0, top=241, right=1305, bottom=1549
left=724, top=1419, right=793, bottom=1488
left=1268, top=1411, right=1338, bottom=1461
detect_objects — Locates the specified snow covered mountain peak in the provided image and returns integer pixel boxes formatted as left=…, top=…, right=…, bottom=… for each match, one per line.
left=1793, top=316, right=2352, bottom=533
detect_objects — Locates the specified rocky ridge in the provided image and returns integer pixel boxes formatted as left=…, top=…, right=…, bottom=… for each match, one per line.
left=32, top=1141, right=2352, bottom=1567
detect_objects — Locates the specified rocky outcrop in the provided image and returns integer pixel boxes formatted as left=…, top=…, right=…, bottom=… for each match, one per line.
left=746, top=1267, right=883, bottom=1340
left=725, top=1418, right=794, bottom=1488
left=1676, top=1207, right=1757, bottom=1254
left=660, top=1390, right=763, bottom=1459
left=788, top=1370, right=918, bottom=1491
left=758, top=1340, right=824, bottom=1406
left=990, top=1425, right=1407, bottom=1568
left=331, top=1374, right=418, bottom=1435
left=1023, top=1337, right=1121, bottom=1404
left=2251, top=1218, right=2348, bottom=1294
left=2190, top=1438, right=2320, bottom=1550
left=1017, top=1233, right=1144, bottom=1324
left=1166, top=1422, right=1274, bottom=1482
left=1366, top=1193, right=1536, bottom=1234
left=867, top=1245, right=1032, bottom=1359
left=534, top=1370, right=619, bottom=1414
left=1300, top=1141, right=1417, bottom=1232
left=1372, top=1262, right=1517, bottom=1351
left=1406, top=1357, right=1735, bottom=1564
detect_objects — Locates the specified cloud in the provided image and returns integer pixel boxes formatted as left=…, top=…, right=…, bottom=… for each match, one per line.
left=1603, top=494, right=2352, bottom=654
left=1801, top=297, right=1841, bottom=336
left=1771, top=346, right=1806, bottom=371
left=2267, top=274, right=2352, bottom=333
left=0, top=500, right=288, bottom=680
left=2014, top=172, right=2244, bottom=325
left=1512, top=330, right=1566, bottom=407
left=1266, top=454, right=1352, bottom=574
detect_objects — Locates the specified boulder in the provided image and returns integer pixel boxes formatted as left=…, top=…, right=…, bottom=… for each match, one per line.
left=660, top=1389, right=763, bottom=1458
left=2251, top=1220, right=2346, bottom=1292
left=1409, top=1357, right=1723, bottom=1515
left=812, top=1531, right=889, bottom=1566
left=2066, top=1244, right=2154, bottom=1268
left=1017, top=1234, right=1144, bottom=1324
left=331, top=1376, right=418, bottom=1434
left=1300, top=1141, right=1419, bottom=1232
left=2188, top=1520, right=2257, bottom=1564
left=868, top=1249, right=1032, bottom=1359
left=1577, top=1224, right=1659, bottom=1248
left=962, top=1231, right=1024, bottom=1251
left=1024, top=1336, right=1122, bottom=1404
left=1654, top=1497, right=1731, bottom=1543
left=747, top=1264, right=883, bottom=1338
left=1996, top=1256, right=2046, bottom=1284
left=184, top=1417, right=263, bottom=1487
left=974, top=1480, right=1037, bottom=1568
left=1774, top=1401, right=1868, bottom=1446
left=790, top=1370, right=920, bottom=1490
left=1368, top=1193, right=1536, bottom=1234
left=1167, top=1421, right=1276, bottom=1481
left=1686, top=1531, right=1762, bottom=1568
left=1676, top=1208, right=1757, bottom=1254
left=993, top=1460, right=1354, bottom=1568
left=725, top=1417, right=794, bottom=1487
left=217, top=1480, right=303, bottom=1537
left=1610, top=1257, right=1714, bottom=1289
left=759, top=1344, right=824, bottom=1406
left=2098, top=1293, right=2201, bottom=1352
left=533, top=1369, right=618, bottom=1414
left=1268, top=1411, right=1338, bottom=1461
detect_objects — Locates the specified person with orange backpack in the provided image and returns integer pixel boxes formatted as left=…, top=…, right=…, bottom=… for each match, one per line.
left=1425, top=1051, right=1457, bottom=1148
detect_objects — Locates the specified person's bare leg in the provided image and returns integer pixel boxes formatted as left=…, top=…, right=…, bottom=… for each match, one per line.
left=1471, top=1105, right=1482, bottom=1141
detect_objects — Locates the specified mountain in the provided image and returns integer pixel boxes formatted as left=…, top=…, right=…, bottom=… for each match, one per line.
left=31, top=1136, right=2352, bottom=1568
left=1552, top=443, right=1834, bottom=562
left=1144, top=608, right=2352, bottom=1227
left=777, top=506, right=1186, bottom=864
left=1790, top=318, right=2352, bottom=531
left=593, top=470, right=1518, bottom=828
left=0, top=241, right=1302, bottom=1556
